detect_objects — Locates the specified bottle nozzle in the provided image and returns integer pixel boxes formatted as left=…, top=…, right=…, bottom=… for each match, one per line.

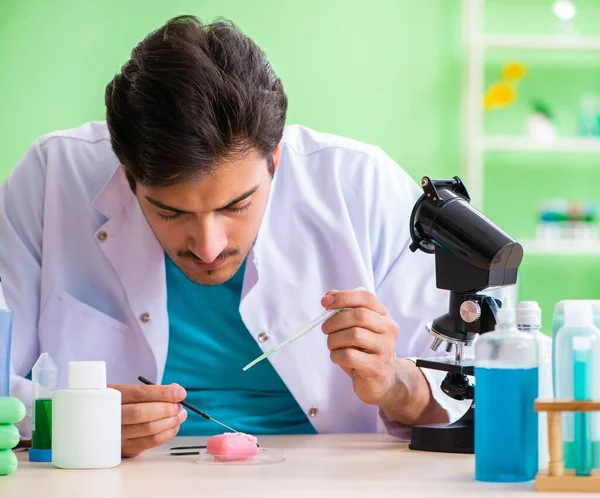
left=496, top=306, right=516, bottom=326
left=32, top=352, right=58, bottom=399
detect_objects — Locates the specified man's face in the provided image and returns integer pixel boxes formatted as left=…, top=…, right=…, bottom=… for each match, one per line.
left=133, top=146, right=280, bottom=286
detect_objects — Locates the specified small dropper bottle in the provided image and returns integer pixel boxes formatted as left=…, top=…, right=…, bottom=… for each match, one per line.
left=29, top=353, right=58, bottom=462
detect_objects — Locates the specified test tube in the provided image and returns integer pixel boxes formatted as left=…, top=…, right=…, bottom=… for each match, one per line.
left=29, top=353, right=58, bottom=462
left=573, top=335, right=593, bottom=477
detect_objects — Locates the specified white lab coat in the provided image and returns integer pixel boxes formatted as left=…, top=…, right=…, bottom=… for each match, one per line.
left=0, top=122, right=469, bottom=439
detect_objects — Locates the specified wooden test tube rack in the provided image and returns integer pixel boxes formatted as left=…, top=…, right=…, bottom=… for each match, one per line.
left=535, top=400, right=600, bottom=492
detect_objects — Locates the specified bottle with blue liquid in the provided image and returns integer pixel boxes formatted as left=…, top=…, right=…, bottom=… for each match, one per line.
left=553, top=301, right=600, bottom=473
left=474, top=306, right=539, bottom=482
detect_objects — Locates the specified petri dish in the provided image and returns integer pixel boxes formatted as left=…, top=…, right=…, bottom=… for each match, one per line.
left=196, top=447, right=284, bottom=466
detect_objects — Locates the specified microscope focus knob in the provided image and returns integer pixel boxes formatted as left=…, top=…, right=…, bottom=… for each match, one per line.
left=460, top=300, right=481, bottom=323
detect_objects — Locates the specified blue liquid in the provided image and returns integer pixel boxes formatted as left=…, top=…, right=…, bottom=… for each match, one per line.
left=565, top=442, right=600, bottom=470
left=474, top=367, right=538, bottom=482
left=574, top=347, right=592, bottom=476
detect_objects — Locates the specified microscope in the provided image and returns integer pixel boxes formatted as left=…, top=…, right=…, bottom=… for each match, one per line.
left=407, top=176, right=523, bottom=454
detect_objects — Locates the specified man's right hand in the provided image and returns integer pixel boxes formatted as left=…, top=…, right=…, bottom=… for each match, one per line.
left=110, top=383, right=188, bottom=458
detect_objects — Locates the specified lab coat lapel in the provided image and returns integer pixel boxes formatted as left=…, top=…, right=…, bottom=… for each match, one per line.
left=237, top=184, right=321, bottom=428
left=91, top=169, right=168, bottom=382
left=238, top=226, right=280, bottom=348
left=238, top=173, right=289, bottom=354
left=240, top=233, right=327, bottom=431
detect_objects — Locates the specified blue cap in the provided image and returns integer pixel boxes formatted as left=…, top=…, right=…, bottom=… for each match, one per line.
left=29, top=448, right=52, bottom=462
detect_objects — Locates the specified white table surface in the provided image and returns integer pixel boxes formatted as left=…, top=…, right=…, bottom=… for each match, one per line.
left=1, top=433, right=596, bottom=498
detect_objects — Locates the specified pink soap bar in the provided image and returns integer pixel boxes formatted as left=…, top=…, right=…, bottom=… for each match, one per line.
left=206, top=433, right=259, bottom=460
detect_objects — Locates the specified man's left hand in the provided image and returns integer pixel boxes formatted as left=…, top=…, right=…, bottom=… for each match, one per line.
left=320, top=288, right=400, bottom=406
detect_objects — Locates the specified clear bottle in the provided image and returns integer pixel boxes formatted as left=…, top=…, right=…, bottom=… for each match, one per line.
left=553, top=301, right=600, bottom=472
left=516, top=301, right=553, bottom=471
left=29, top=353, right=58, bottom=462
left=474, top=306, right=539, bottom=482
left=0, top=277, right=13, bottom=397
left=52, top=361, right=121, bottom=469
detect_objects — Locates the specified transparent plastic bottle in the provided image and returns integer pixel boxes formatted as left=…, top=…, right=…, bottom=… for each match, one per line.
left=29, top=353, right=58, bottom=462
left=516, top=301, right=553, bottom=471
left=0, top=277, right=13, bottom=397
left=554, top=301, right=600, bottom=472
left=474, top=307, right=539, bottom=482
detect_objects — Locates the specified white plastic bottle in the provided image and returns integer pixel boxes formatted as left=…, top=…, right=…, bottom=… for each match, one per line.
left=516, top=301, right=553, bottom=471
left=52, top=361, right=121, bottom=469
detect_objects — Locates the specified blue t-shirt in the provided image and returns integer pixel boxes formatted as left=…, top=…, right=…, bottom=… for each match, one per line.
left=161, top=255, right=316, bottom=436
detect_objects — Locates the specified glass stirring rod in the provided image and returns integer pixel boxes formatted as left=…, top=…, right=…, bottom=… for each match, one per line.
left=137, top=376, right=238, bottom=433
left=242, top=308, right=345, bottom=372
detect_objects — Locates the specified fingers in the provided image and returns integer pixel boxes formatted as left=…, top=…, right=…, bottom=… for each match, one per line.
left=321, top=288, right=388, bottom=315
left=122, top=423, right=183, bottom=459
left=110, top=383, right=189, bottom=458
left=111, top=383, right=186, bottom=404
left=326, top=327, right=383, bottom=354
left=122, top=408, right=188, bottom=439
left=330, top=348, right=382, bottom=376
left=120, top=400, right=188, bottom=458
left=122, top=402, right=182, bottom=425
left=322, top=307, right=388, bottom=336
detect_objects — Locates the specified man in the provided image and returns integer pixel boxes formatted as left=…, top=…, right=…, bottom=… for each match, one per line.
left=0, top=15, right=468, bottom=458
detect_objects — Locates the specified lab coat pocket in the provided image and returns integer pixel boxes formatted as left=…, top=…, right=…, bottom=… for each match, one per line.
left=38, top=286, right=129, bottom=385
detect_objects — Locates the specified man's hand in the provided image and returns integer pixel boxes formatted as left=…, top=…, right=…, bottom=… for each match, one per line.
left=109, top=383, right=188, bottom=458
left=321, top=288, right=448, bottom=426
left=321, top=288, right=399, bottom=406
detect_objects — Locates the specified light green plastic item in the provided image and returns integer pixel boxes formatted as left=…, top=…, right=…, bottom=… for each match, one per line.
left=0, top=396, right=25, bottom=476
left=242, top=308, right=345, bottom=371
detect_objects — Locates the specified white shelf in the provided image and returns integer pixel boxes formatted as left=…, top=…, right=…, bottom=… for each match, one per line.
left=523, top=239, right=600, bottom=256
left=484, top=34, right=600, bottom=51
left=484, top=136, right=600, bottom=153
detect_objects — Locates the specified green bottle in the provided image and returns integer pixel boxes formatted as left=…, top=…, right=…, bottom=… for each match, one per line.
left=30, top=353, right=58, bottom=463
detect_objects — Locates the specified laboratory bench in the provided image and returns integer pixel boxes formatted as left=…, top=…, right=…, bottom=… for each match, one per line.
left=1, top=433, right=596, bottom=498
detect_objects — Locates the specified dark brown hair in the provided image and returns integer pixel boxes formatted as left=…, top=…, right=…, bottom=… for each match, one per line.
left=105, top=15, right=288, bottom=188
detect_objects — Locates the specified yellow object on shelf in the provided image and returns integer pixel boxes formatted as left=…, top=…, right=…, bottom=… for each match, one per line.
left=484, top=82, right=515, bottom=109
left=483, top=61, right=527, bottom=110
left=503, top=62, right=527, bottom=82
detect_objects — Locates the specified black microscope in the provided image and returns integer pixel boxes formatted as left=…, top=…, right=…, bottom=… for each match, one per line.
left=407, top=176, right=523, bottom=454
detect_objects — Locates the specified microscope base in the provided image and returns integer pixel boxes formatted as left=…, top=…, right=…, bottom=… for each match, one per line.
left=408, top=419, right=473, bottom=454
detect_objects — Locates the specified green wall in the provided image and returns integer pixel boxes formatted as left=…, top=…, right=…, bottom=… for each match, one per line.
left=1, top=0, right=600, bottom=333
left=0, top=0, right=461, bottom=182
left=482, top=0, right=600, bottom=332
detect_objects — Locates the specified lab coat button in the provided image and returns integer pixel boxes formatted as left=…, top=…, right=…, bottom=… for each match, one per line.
left=140, top=312, right=151, bottom=323
left=308, top=407, right=318, bottom=417
left=96, top=231, right=108, bottom=242
left=257, top=332, right=269, bottom=343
